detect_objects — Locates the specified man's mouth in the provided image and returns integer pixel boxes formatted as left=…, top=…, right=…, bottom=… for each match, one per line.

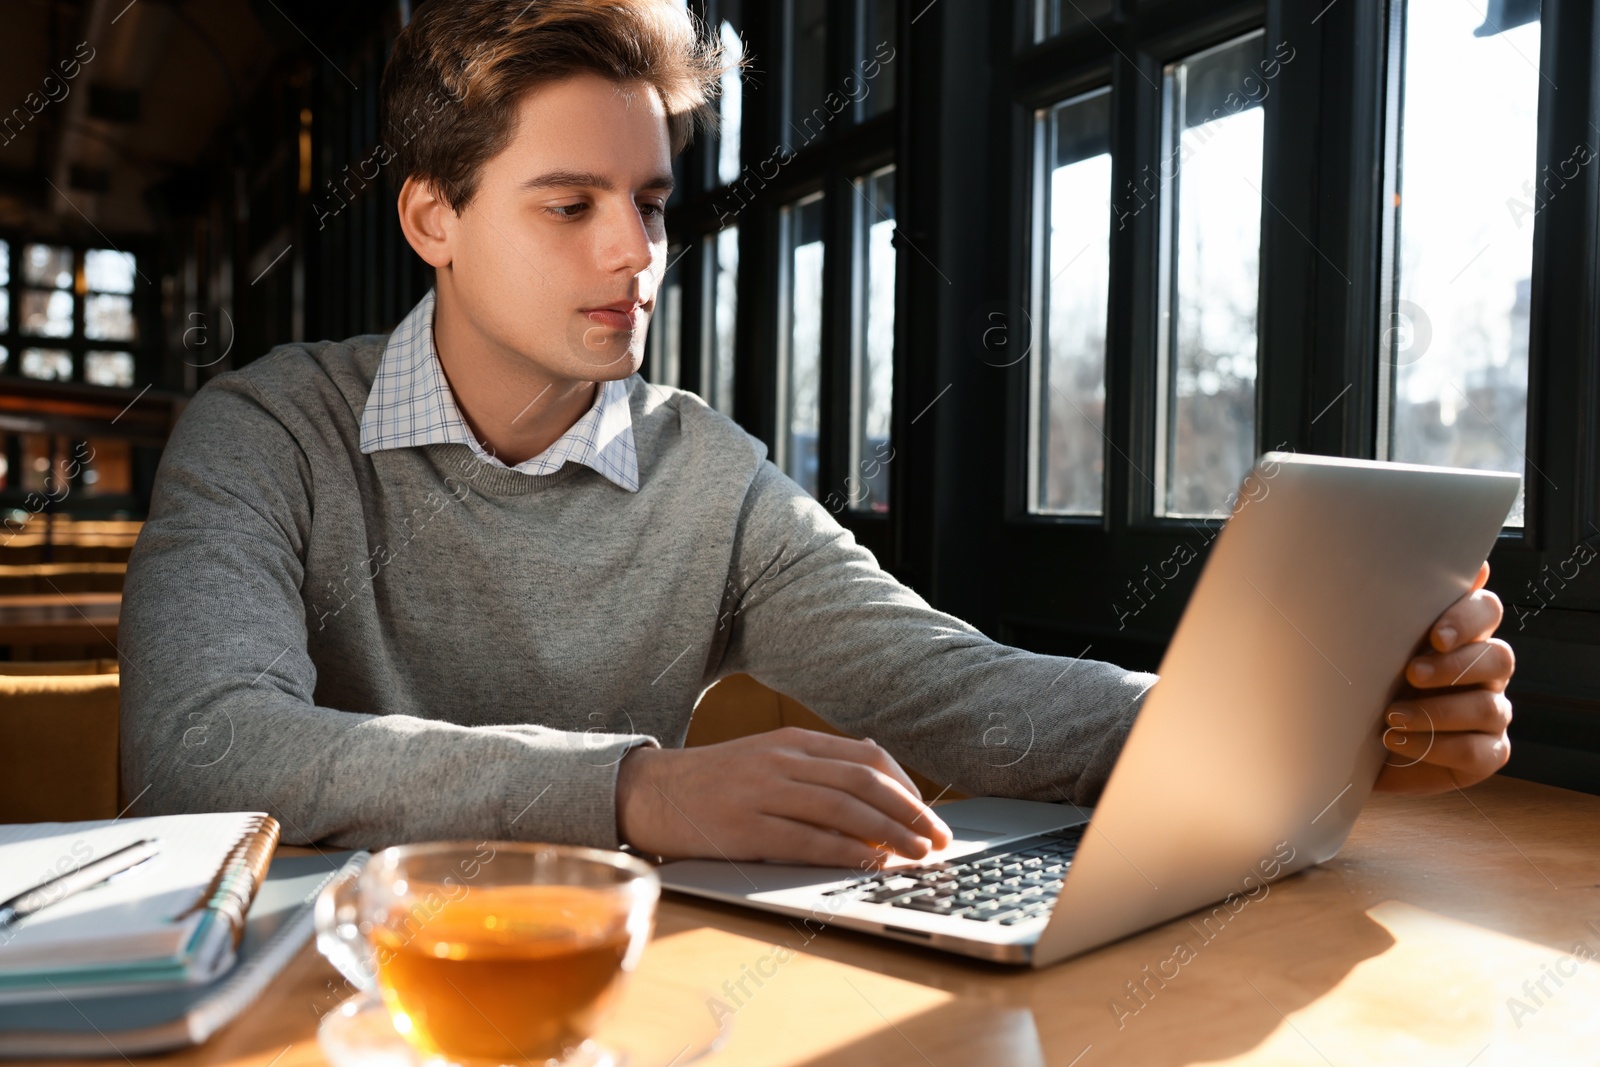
left=583, top=302, right=645, bottom=332
left=582, top=299, right=643, bottom=331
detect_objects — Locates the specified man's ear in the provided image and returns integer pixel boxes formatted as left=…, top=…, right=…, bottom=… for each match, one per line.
left=396, top=176, right=455, bottom=269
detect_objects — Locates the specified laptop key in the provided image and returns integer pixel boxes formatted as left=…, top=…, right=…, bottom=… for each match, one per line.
left=894, top=896, right=961, bottom=914
left=862, top=884, right=928, bottom=904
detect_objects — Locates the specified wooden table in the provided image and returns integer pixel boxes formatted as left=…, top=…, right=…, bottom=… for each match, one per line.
left=49, top=776, right=1600, bottom=1066
left=0, top=592, right=119, bottom=647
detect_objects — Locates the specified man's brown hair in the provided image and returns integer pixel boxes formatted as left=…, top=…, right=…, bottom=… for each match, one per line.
left=380, top=0, right=736, bottom=213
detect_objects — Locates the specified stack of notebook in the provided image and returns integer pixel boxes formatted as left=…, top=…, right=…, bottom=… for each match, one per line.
left=0, top=811, right=368, bottom=1057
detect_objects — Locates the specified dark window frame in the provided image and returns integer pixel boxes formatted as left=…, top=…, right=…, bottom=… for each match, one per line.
left=0, top=232, right=156, bottom=391
left=661, top=0, right=901, bottom=565
left=980, top=0, right=1598, bottom=781
left=881, top=0, right=1599, bottom=789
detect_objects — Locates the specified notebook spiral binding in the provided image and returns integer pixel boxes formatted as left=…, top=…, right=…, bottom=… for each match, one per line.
left=172, top=815, right=281, bottom=951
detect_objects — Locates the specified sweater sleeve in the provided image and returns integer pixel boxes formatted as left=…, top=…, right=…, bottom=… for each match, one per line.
left=118, top=377, right=657, bottom=850
left=714, top=459, right=1159, bottom=807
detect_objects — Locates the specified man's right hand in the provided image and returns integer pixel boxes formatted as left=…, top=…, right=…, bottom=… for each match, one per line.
left=615, top=727, right=954, bottom=867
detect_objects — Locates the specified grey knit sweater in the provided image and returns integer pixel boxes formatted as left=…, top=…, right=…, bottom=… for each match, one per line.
left=118, top=335, right=1157, bottom=850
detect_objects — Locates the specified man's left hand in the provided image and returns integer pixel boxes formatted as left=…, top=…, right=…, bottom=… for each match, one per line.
left=1373, top=562, right=1514, bottom=794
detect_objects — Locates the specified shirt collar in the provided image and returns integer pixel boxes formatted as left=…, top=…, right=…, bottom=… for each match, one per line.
left=359, top=287, right=639, bottom=492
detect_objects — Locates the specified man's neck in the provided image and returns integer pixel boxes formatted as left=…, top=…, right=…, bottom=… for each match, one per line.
left=431, top=288, right=598, bottom=467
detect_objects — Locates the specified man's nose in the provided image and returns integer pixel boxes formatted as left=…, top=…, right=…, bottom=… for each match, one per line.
left=598, top=199, right=656, bottom=278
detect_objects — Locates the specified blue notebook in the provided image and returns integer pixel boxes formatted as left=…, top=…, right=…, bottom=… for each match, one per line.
left=0, top=850, right=370, bottom=1058
left=0, top=811, right=282, bottom=999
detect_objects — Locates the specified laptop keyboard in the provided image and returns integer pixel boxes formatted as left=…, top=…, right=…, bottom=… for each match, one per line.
left=820, top=826, right=1084, bottom=926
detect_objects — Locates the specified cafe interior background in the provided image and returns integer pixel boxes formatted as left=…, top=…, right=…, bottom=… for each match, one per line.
left=0, top=0, right=1594, bottom=813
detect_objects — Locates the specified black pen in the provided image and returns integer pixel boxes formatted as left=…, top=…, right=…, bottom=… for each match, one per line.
left=0, top=838, right=163, bottom=931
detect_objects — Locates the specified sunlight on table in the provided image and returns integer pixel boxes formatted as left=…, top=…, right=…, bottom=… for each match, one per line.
left=1194, top=900, right=1600, bottom=1066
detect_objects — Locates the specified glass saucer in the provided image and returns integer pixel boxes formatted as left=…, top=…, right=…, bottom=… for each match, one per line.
left=318, top=973, right=729, bottom=1067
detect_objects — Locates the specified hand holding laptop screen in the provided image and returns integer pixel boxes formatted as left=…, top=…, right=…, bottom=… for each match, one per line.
left=1373, top=561, right=1515, bottom=794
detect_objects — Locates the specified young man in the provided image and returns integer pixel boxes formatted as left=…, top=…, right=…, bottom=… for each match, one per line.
left=120, top=0, right=1514, bottom=866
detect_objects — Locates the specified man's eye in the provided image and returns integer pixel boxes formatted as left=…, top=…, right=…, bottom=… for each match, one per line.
left=546, top=203, right=587, bottom=219
left=639, top=202, right=666, bottom=220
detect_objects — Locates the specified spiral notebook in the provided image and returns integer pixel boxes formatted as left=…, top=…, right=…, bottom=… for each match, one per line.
left=0, top=850, right=369, bottom=1057
left=0, top=811, right=280, bottom=1003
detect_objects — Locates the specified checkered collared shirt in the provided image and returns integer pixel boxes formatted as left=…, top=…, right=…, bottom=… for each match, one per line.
left=358, top=287, right=639, bottom=491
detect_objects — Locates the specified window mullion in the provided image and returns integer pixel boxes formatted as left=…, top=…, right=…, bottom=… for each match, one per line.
left=820, top=171, right=851, bottom=512
left=1109, top=41, right=1162, bottom=532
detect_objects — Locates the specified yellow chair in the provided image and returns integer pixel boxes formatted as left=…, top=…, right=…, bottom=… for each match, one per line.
left=0, top=660, right=121, bottom=822
left=688, top=673, right=960, bottom=800
left=0, top=562, right=128, bottom=595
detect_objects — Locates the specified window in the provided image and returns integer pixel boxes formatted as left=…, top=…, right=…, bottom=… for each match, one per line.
left=2, top=242, right=143, bottom=388
left=646, top=244, right=684, bottom=388
left=784, top=0, right=892, bottom=146
left=1155, top=30, right=1268, bottom=518
left=855, top=0, right=896, bottom=120
left=1379, top=0, right=1542, bottom=526
left=779, top=192, right=826, bottom=496
left=22, top=243, right=74, bottom=341
left=1030, top=87, right=1112, bottom=515
left=714, top=9, right=745, bottom=188
left=1032, top=0, right=1113, bottom=43
left=783, top=0, right=829, bottom=153
left=656, top=1, right=896, bottom=547
left=85, top=350, right=136, bottom=389
left=703, top=226, right=738, bottom=416
left=84, top=249, right=137, bottom=343
left=849, top=165, right=895, bottom=512
left=21, top=348, right=73, bottom=381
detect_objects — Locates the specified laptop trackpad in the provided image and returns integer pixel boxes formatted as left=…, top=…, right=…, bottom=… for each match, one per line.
left=875, top=823, right=1021, bottom=870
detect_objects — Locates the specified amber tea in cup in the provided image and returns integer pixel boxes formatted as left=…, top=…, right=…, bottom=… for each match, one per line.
left=316, top=842, right=659, bottom=1067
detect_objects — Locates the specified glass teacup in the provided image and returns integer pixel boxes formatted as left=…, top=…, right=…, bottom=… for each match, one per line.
left=315, top=841, right=659, bottom=1067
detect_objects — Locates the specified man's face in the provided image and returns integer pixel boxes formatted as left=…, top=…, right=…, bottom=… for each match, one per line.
left=439, top=73, right=673, bottom=382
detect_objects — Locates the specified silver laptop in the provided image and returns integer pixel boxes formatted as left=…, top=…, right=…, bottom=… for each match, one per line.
left=659, top=453, right=1522, bottom=966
